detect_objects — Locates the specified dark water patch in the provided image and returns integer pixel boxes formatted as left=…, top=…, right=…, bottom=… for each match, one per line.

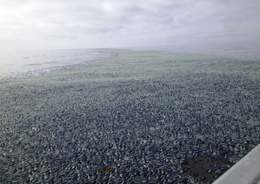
left=182, top=155, right=234, bottom=182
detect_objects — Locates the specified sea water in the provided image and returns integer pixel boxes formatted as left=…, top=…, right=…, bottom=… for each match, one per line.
left=127, top=42, right=260, bottom=60
left=1, top=42, right=259, bottom=80
left=0, top=49, right=116, bottom=80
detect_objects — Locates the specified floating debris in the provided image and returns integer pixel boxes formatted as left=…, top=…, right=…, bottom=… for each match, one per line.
left=99, top=166, right=113, bottom=174
left=0, top=49, right=259, bottom=183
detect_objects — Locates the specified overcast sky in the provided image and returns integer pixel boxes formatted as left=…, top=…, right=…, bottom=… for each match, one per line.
left=1, top=0, right=260, bottom=50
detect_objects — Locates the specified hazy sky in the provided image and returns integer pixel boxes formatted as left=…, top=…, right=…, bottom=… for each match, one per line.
left=1, top=0, right=260, bottom=50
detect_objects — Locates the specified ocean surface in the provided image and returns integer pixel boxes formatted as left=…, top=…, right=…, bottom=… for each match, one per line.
left=1, top=46, right=260, bottom=183
left=0, top=49, right=116, bottom=80
left=1, top=42, right=259, bottom=80
left=127, top=42, right=260, bottom=60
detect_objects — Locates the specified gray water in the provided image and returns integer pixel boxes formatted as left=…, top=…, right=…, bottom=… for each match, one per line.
left=127, top=42, right=260, bottom=60
left=0, top=49, right=116, bottom=80
left=1, top=42, right=259, bottom=80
